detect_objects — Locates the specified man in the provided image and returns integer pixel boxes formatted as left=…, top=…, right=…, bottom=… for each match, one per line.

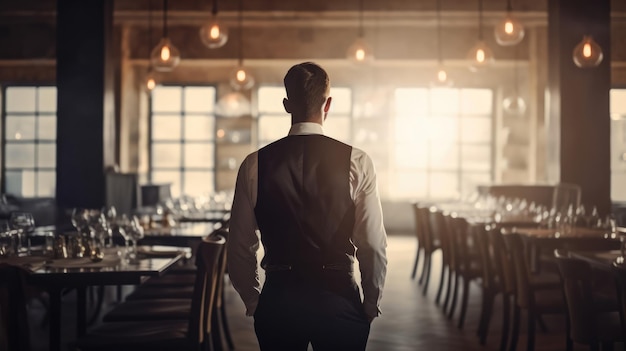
left=227, top=62, right=387, bottom=351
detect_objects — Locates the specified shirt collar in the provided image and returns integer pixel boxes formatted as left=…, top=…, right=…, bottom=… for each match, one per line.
left=288, top=122, right=324, bottom=136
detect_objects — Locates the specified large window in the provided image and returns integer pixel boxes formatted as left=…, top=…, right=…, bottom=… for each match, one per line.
left=150, top=86, right=216, bottom=198
left=2, top=86, right=57, bottom=198
left=257, top=86, right=352, bottom=146
left=610, top=89, right=626, bottom=202
left=391, top=87, right=493, bottom=200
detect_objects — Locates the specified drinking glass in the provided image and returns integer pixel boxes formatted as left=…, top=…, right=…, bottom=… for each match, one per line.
left=10, top=212, right=35, bottom=254
left=71, top=208, right=89, bottom=235
left=0, top=221, right=14, bottom=257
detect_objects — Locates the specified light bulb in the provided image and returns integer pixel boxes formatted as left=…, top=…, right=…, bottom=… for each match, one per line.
left=466, top=40, right=494, bottom=72
left=437, top=69, right=448, bottom=83
left=229, top=65, right=255, bottom=91
left=150, top=37, right=181, bottom=72
left=430, top=65, right=454, bottom=87
left=200, top=17, right=229, bottom=49
left=145, top=70, right=157, bottom=91
left=573, top=35, right=603, bottom=68
left=346, top=37, right=374, bottom=64
left=494, top=14, right=525, bottom=46
left=216, top=91, right=251, bottom=117
left=503, top=95, right=527, bottom=116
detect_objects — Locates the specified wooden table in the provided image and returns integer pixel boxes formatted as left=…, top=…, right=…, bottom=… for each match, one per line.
left=2, top=248, right=184, bottom=351
left=141, top=222, right=221, bottom=247
left=569, top=250, right=623, bottom=271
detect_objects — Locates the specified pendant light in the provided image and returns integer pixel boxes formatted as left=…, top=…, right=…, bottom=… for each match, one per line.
left=467, top=0, right=494, bottom=72
left=145, top=0, right=157, bottom=91
left=433, top=0, right=452, bottom=86
left=346, top=0, right=373, bottom=64
left=200, top=0, right=228, bottom=49
left=503, top=46, right=526, bottom=116
left=150, top=0, right=180, bottom=72
left=229, top=0, right=254, bottom=90
left=573, top=35, right=603, bottom=68
left=494, top=0, right=524, bottom=46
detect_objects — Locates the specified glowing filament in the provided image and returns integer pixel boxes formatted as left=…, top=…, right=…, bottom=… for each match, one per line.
left=355, top=48, right=366, bottom=61
left=476, top=49, right=485, bottom=63
left=160, top=46, right=171, bottom=61
left=236, top=69, right=247, bottom=82
left=210, top=25, right=220, bottom=39
left=505, top=21, right=514, bottom=34
left=437, top=70, right=447, bottom=82
left=583, top=42, right=592, bottom=58
left=146, top=78, right=156, bottom=91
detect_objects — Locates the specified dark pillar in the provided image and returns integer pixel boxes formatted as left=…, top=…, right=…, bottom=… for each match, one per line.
left=56, top=0, right=115, bottom=209
left=547, top=0, right=611, bottom=214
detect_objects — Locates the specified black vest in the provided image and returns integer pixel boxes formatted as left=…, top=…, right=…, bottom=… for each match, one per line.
left=255, top=134, right=356, bottom=270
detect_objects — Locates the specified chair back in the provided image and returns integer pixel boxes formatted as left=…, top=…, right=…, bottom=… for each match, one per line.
left=187, top=235, right=226, bottom=346
left=554, top=250, right=596, bottom=343
left=475, top=225, right=496, bottom=290
left=411, top=203, right=426, bottom=249
left=0, top=264, right=31, bottom=351
left=611, top=262, right=626, bottom=337
left=488, top=229, right=516, bottom=294
left=429, top=210, right=450, bottom=265
left=503, top=233, right=532, bottom=307
left=417, top=205, right=437, bottom=253
left=451, top=216, right=475, bottom=271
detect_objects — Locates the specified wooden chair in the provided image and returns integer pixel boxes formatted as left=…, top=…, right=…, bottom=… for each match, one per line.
left=73, top=235, right=225, bottom=351
left=410, top=202, right=425, bottom=280
left=611, top=260, right=626, bottom=337
left=0, top=264, right=31, bottom=351
left=427, top=209, right=448, bottom=304
left=554, top=250, right=622, bottom=351
left=415, top=205, right=441, bottom=296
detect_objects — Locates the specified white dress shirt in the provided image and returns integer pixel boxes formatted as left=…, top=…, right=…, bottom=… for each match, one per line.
left=227, top=122, right=387, bottom=320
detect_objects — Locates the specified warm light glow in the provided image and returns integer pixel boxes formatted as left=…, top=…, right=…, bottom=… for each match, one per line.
left=504, top=21, right=514, bottom=34
left=14, top=132, right=21, bottom=140
left=210, top=24, right=221, bottom=39
left=437, top=70, right=447, bottom=83
left=583, top=42, right=592, bottom=58
left=160, top=46, right=171, bottom=61
left=476, top=49, right=485, bottom=63
left=217, top=129, right=226, bottom=138
left=236, top=69, right=246, bottom=82
left=355, top=48, right=366, bottom=61
left=146, top=78, right=156, bottom=91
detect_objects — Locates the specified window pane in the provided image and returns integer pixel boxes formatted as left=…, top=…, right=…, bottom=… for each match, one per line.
left=183, top=171, right=214, bottom=196
left=184, top=144, right=214, bottom=168
left=5, top=144, right=35, bottom=168
left=461, top=117, right=491, bottom=143
left=6, top=87, right=36, bottom=112
left=462, top=145, right=491, bottom=171
left=461, top=172, right=491, bottom=198
left=38, top=116, right=57, bottom=140
left=431, top=88, right=459, bottom=115
left=37, top=144, right=56, bottom=168
left=390, top=171, right=428, bottom=199
left=152, top=171, right=181, bottom=198
left=395, top=88, right=428, bottom=117
left=184, top=87, right=215, bottom=113
left=152, top=86, right=182, bottom=112
left=429, top=142, right=458, bottom=170
left=38, top=87, right=57, bottom=112
left=184, top=116, right=214, bottom=141
left=5, top=116, right=36, bottom=141
left=395, top=117, right=428, bottom=143
left=259, top=115, right=289, bottom=142
left=430, top=171, right=459, bottom=199
left=324, top=117, right=350, bottom=143
left=258, top=87, right=286, bottom=114
left=152, top=144, right=181, bottom=168
left=427, top=116, right=458, bottom=142
left=395, top=141, right=428, bottom=169
left=152, top=115, right=181, bottom=141
left=461, top=89, right=493, bottom=115
left=330, top=87, right=351, bottom=114
left=37, top=171, right=55, bottom=197
left=5, top=171, right=26, bottom=197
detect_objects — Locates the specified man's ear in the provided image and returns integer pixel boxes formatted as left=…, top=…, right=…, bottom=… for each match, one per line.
left=283, top=98, right=292, bottom=113
left=323, top=97, right=332, bottom=113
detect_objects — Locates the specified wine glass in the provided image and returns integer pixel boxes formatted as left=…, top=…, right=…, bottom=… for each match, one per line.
left=0, top=220, right=13, bottom=257
left=71, top=208, right=89, bottom=236
left=123, top=215, right=144, bottom=261
left=10, top=212, right=35, bottom=254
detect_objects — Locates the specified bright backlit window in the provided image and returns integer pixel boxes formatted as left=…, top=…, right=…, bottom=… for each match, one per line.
left=391, top=87, right=493, bottom=200
left=257, top=86, right=352, bottom=146
left=2, top=86, right=57, bottom=198
left=610, top=89, right=626, bottom=202
left=150, top=86, right=216, bottom=197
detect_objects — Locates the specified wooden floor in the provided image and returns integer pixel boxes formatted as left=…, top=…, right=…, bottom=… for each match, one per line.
left=26, top=234, right=624, bottom=351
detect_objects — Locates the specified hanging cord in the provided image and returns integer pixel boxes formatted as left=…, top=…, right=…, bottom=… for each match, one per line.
left=212, top=0, right=218, bottom=16
left=358, top=0, right=365, bottom=38
left=478, top=0, right=483, bottom=40
left=507, top=0, right=513, bottom=13
left=238, top=0, right=243, bottom=65
left=148, top=0, right=153, bottom=69
left=163, top=0, right=168, bottom=38
left=514, top=45, right=519, bottom=97
left=436, top=0, right=442, bottom=64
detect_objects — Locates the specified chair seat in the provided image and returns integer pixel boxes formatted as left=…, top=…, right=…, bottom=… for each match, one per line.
left=74, top=320, right=194, bottom=351
left=126, top=285, right=194, bottom=300
left=103, top=299, right=190, bottom=322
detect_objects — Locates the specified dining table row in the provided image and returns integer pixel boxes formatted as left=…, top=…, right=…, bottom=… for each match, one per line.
left=0, top=206, right=231, bottom=351
left=411, top=196, right=626, bottom=351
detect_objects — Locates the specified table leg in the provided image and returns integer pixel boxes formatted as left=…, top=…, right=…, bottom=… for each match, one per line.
left=48, top=287, right=62, bottom=351
left=77, top=287, right=87, bottom=337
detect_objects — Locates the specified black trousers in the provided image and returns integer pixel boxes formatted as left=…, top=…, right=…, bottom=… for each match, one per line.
left=254, top=269, right=371, bottom=351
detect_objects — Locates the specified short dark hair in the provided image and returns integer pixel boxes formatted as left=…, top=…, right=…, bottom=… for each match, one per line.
left=283, top=62, right=329, bottom=118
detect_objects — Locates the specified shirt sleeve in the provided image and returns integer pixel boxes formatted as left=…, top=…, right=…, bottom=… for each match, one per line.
left=350, top=148, right=388, bottom=320
left=226, top=153, right=261, bottom=316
